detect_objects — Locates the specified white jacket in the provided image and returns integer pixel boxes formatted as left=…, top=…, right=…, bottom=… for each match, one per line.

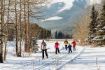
left=41, top=42, right=47, bottom=50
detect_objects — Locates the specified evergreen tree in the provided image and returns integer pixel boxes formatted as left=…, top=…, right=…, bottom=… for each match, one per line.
left=55, top=31, right=58, bottom=39
left=93, top=1, right=105, bottom=46
left=58, top=31, right=63, bottom=39
left=47, top=30, right=51, bottom=38
left=88, top=5, right=98, bottom=44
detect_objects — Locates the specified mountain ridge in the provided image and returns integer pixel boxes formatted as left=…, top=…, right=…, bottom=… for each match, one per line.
left=31, top=0, right=101, bottom=33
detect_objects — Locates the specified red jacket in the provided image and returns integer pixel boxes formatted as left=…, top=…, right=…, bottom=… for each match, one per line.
left=72, top=41, right=76, bottom=47
left=55, top=42, right=59, bottom=49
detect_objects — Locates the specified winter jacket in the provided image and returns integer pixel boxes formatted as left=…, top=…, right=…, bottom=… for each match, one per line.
left=41, top=42, right=47, bottom=50
left=68, top=44, right=72, bottom=49
left=55, top=42, right=59, bottom=49
left=72, top=41, right=76, bottom=47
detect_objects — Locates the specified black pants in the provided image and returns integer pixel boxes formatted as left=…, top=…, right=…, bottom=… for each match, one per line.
left=68, top=48, right=72, bottom=53
left=73, top=46, right=76, bottom=51
left=42, top=49, right=48, bottom=59
left=65, top=45, right=67, bottom=50
left=55, top=48, right=60, bottom=54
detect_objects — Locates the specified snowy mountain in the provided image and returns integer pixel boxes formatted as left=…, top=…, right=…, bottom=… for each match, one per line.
left=31, top=0, right=101, bottom=33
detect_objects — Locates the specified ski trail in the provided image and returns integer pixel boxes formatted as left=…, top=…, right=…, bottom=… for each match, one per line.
left=56, top=47, right=85, bottom=70
left=35, top=47, right=85, bottom=70
left=0, top=46, right=84, bottom=70
left=61, top=47, right=105, bottom=70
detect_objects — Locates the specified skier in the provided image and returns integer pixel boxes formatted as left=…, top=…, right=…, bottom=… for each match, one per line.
left=41, top=40, right=48, bottom=59
left=68, top=44, right=72, bottom=53
left=64, top=40, right=68, bottom=50
left=72, top=40, right=77, bottom=51
left=55, top=41, right=60, bottom=54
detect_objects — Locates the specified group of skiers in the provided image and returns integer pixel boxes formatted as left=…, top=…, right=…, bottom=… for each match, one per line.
left=41, top=40, right=77, bottom=59
left=64, top=40, right=76, bottom=53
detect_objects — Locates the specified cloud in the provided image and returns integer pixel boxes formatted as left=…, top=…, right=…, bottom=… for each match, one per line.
left=57, top=0, right=74, bottom=12
left=42, top=16, right=63, bottom=21
left=47, top=0, right=74, bottom=12
left=89, top=0, right=102, bottom=5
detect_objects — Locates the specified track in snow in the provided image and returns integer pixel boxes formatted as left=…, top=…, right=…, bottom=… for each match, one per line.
left=35, top=47, right=85, bottom=70
left=2, top=47, right=84, bottom=70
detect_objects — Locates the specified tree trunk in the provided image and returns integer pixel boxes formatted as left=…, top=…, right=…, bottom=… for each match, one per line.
left=18, top=0, right=22, bottom=57
left=0, top=0, right=4, bottom=63
left=24, top=0, right=31, bottom=52
left=3, top=0, right=7, bottom=61
left=15, top=0, right=19, bottom=57
left=28, top=0, right=31, bottom=53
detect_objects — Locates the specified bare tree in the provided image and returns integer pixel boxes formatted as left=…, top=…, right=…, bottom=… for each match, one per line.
left=14, top=0, right=23, bottom=57
left=23, top=0, right=48, bottom=52
left=73, top=14, right=90, bottom=45
left=18, top=0, right=22, bottom=57
left=3, top=0, right=7, bottom=61
left=0, top=0, right=5, bottom=63
left=0, top=0, right=49, bottom=59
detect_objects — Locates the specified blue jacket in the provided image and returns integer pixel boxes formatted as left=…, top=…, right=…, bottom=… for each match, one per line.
left=68, top=44, right=72, bottom=49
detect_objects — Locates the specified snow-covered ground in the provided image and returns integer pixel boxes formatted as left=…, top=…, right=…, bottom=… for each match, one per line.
left=0, top=39, right=105, bottom=70
left=61, top=47, right=105, bottom=70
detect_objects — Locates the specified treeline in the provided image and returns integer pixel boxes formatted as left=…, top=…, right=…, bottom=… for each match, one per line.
left=55, top=31, right=72, bottom=39
left=39, top=29, right=51, bottom=39
left=7, top=23, right=51, bottom=41
left=74, top=1, right=105, bottom=46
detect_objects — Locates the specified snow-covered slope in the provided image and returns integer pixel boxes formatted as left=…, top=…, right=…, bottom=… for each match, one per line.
left=31, top=0, right=101, bottom=32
